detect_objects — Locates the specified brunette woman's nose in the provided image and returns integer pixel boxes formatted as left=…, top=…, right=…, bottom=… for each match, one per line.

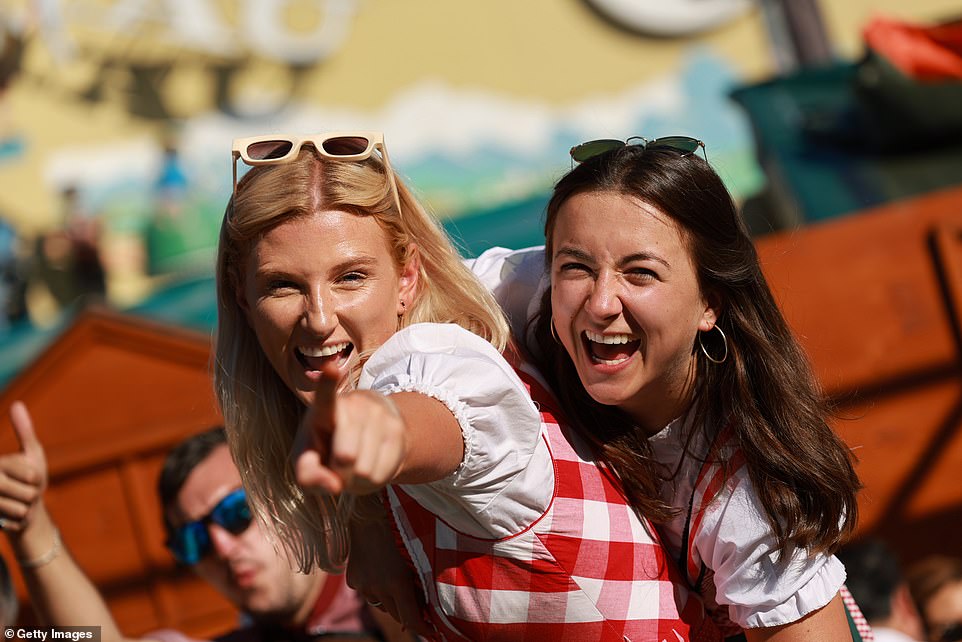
left=585, top=273, right=622, bottom=319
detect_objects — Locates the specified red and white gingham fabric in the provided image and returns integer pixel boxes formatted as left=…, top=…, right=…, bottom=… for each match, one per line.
left=841, top=585, right=874, bottom=641
left=385, top=361, right=720, bottom=641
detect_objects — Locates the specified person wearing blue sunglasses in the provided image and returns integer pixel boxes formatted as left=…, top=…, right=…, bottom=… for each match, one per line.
left=0, top=406, right=412, bottom=642
left=164, top=487, right=252, bottom=566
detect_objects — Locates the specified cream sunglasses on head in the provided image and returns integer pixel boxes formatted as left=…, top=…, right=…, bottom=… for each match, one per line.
left=231, top=132, right=402, bottom=215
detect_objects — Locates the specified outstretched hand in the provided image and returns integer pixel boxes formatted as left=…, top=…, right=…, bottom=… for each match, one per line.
left=0, top=401, right=49, bottom=533
left=293, top=362, right=406, bottom=496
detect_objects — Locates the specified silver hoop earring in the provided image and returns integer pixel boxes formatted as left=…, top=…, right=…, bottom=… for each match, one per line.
left=550, top=316, right=561, bottom=343
left=698, top=325, right=728, bottom=364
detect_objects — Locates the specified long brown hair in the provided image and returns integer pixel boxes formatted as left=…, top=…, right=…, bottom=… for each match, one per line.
left=530, top=145, right=860, bottom=555
left=215, top=144, right=509, bottom=571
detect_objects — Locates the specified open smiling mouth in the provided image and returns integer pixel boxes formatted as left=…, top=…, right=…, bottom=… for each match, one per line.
left=583, top=331, right=641, bottom=366
left=295, top=342, right=354, bottom=371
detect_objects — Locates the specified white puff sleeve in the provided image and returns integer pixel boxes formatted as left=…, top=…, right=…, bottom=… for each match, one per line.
left=358, top=323, right=553, bottom=539
left=464, top=246, right=547, bottom=344
left=696, top=470, right=847, bottom=628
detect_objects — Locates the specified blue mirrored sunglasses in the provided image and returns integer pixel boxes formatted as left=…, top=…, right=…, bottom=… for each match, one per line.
left=166, top=488, right=253, bottom=565
left=569, top=135, right=707, bottom=164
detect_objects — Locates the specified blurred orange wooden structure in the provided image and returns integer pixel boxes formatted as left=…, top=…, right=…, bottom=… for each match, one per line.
left=0, top=183, right=961, bottom=633
left=756, top=184, right=962, bottom=560
left=0, top=309, right=236, bottom=636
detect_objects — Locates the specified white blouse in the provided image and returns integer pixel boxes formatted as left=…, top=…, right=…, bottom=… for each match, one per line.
left=467, top=244, right=848, bottom=629
left=358, top=322, right=552, bottom=540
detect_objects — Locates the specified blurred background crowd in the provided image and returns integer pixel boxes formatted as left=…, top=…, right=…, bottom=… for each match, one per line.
left=0, top=0, right=960, bottom=639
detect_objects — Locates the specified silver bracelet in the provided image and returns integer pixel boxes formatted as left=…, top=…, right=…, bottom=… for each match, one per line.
left=18, top=528, right=62, bottom=568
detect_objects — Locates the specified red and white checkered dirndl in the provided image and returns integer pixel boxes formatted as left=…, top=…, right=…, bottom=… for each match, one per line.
left=385, top=361, right=720, bottom=641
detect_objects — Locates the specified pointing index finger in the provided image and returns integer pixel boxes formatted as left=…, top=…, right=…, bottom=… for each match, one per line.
left=310, top=361, right=342, bottom=438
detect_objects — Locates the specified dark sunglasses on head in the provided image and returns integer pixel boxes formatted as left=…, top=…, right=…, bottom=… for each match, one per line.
left=166, top=488, right=253, bottom=565
left=569, top=135, right=707, bottom=164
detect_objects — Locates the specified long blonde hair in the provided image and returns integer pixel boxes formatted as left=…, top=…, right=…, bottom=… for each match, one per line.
left=215, top=144, right=508, bottom=571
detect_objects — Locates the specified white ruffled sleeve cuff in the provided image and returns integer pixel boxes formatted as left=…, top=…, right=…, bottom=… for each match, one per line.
left=736, top=553, right=846, bottom=628
left=358, top=323, right=552, bottom=538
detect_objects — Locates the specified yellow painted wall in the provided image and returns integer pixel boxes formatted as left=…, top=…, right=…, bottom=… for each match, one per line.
left=1, top=0, right=960, bottom=232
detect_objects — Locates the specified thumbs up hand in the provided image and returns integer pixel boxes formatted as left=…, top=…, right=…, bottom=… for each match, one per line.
left=0, top=401, right=49, bottom=533
left=293, top=362, right=406, bottom=496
